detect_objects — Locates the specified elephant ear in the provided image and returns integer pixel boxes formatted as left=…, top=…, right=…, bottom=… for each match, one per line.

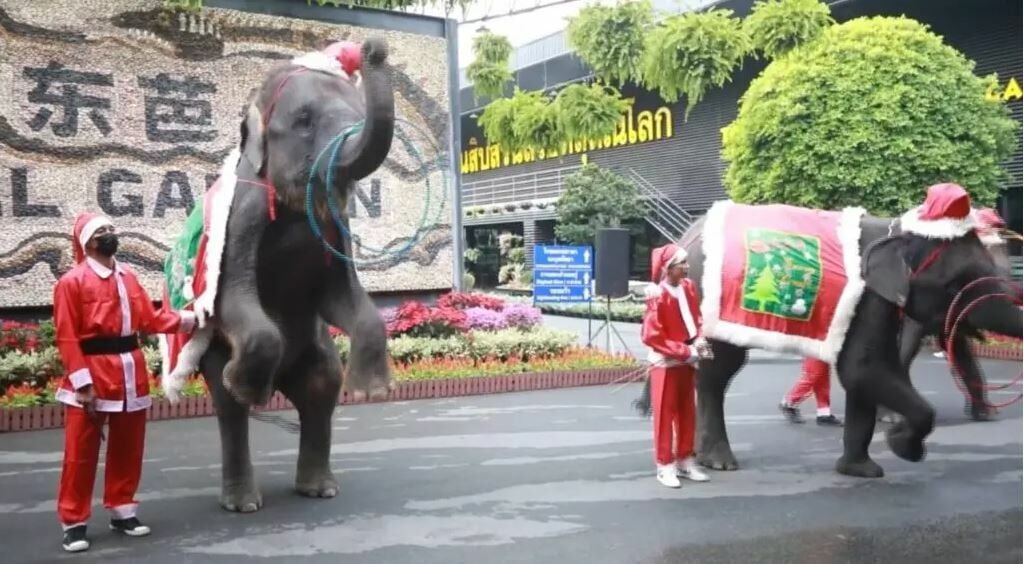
left=238, top=103, right=267, bottom=177
left=863, top=236, right=911, bottom=308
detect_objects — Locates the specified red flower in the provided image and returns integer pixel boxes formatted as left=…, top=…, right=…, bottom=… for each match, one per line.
left=436, top=292, right=505, bottom=311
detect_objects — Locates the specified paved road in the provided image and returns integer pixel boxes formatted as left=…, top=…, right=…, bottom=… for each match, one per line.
left=0, top=355, right=1020, bottom=563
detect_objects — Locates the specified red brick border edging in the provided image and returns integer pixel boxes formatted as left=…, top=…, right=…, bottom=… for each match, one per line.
left=0, top=367, right=638, bottom=433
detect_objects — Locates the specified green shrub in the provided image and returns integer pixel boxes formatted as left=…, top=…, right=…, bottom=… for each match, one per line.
left=722, top=16, right=1019, bottom=215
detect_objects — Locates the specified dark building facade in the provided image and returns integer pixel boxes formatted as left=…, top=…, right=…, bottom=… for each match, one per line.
left=458, top=0, right=1022, bottom=285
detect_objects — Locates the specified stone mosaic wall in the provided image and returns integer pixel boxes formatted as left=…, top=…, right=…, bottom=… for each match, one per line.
left=0, top=0, right=455, bottom=308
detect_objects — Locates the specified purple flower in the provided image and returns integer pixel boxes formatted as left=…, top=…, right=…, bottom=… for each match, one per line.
left=501, top=303, right=542, bottom=330
left=379, top=307, right=398, bottom=325
left=465, top=307, right=507, bottom=331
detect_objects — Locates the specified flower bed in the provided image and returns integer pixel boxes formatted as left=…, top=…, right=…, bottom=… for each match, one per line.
left=0, top=292, right=642, bottom=431
left=489, top=292, right=646, bottom=322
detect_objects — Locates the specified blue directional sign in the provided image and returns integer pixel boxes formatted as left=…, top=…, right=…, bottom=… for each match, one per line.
left=533, top=244, right=593, bottom=304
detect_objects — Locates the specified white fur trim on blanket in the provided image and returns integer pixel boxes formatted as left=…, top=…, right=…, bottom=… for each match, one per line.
left=191, top=147, right=240, bottom=327
left=899, top=206, right=977, bottom=239
left=291, top=51, right=351, bottom=78
left=699, top=201, right=867, bottom=364
left=162, top=326, right=213, bottom=404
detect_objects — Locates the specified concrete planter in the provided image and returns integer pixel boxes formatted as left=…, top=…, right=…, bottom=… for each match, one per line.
left=0, top=367, right=638, bottom=433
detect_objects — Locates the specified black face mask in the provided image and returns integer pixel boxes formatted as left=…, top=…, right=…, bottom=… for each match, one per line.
left=94, top=233, right=119, bottom=257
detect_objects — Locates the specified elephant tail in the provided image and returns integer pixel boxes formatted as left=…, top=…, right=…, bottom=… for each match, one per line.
left=631, top=375, right=653, bottom=418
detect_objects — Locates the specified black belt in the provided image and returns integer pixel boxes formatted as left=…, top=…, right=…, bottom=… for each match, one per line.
left=80, top=335, right=140, bottom=355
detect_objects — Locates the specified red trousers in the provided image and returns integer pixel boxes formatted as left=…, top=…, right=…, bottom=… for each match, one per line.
left=57, top=407, right=146, bottom=528
left=651, top=365, right=696, bottom=465
left=785, top=358, right=831, bottom=414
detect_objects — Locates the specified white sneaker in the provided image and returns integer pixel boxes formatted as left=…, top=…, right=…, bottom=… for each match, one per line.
left=656, top=464, right=681, bottom=488
left=676, top=457, right=710, bottom=482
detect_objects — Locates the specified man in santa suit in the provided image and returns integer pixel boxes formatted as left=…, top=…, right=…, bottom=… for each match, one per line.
left=779, top=358, right=843, bottom=426
left=53, top=212, right=196, bottom=552
left=641, top=243, right=714, bottom=488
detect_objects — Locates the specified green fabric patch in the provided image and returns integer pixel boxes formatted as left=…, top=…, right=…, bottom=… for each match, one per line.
left=741, top=228, right=822, bottom=321
left=163, top=198, right=205, bottom=310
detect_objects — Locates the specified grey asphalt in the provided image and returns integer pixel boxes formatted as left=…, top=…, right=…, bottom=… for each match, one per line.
left=0, top=354, right=1020, bottom=564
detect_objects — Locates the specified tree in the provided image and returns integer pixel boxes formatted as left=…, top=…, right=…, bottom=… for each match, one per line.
left=721, top=16, right=1019, bottom=216
left=554, top=164, right=645, bottom=245
left=745, top=266, right=780, bottom=311
left=744, top=0, right=834, bottom=61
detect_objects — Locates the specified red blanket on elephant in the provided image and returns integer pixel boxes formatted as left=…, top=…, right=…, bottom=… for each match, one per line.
left=699, top=201, right=867, bottom=363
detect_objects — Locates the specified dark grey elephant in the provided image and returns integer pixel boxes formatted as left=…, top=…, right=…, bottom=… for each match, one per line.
left=634, top=210, right=1021, bottom=479
left=197, top=38, right=395, bottom=512
left=878, top=237, right=1016, bottom=424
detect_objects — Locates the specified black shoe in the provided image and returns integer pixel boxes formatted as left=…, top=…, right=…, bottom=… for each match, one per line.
left=817, top=414, right=843, bottom=426
left=62, top=525, right=90, bottom=552
left=109, top=517, right=151, bottom=537
left=779, top=402, right=804, bottom=423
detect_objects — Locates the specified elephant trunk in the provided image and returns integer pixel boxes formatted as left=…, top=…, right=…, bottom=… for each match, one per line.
left=339, top=38, right=395, bottom=181
left=964, top=298, right=1023, bottom=341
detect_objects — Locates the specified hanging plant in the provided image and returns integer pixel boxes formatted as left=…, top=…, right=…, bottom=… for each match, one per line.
left=466, top=30, right=514, bottom=101
left=478, top=89, right=561, bottom=153
left=566, top=0, right=654, bottom=86
left=744, top=0, right=834, bottom=60
left=641, top=8, right=751, bottom=117
left=553, top=82, right=630, bottom=142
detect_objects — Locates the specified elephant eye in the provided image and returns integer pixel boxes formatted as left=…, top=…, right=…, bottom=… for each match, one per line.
left=295, top=108, right=314, bottom=128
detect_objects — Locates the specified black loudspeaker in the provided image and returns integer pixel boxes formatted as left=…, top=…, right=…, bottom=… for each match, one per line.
left=595, top=228, right=631, bottom=298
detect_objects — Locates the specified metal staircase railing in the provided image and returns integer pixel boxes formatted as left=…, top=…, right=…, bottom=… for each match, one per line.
left=619, top=168, right=695, bottom=243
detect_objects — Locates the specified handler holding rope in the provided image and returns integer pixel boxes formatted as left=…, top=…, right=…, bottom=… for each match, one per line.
left=641, top=243, right=714, bottom=488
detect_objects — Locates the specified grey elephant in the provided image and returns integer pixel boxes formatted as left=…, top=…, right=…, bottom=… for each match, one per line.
left=877, top=226, right=1016, bottom=424
left=634, top=194, right=1021, bottom=479
left=163, top=38, right=395, bottom=512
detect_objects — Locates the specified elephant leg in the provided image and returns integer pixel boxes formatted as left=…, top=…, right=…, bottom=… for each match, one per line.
left=854, top=364, right=935, bottom=464
left=201, top=341, right=263, bottom=512
left=950, top=334, right=995, bottom=421
left=319, top=243, right=390, bottom=401
left=217, top=289, right=285, bottom=406
left=280, top=330, right=342, bottom=499
left=696, top=340, right=747, bottom=471
left=835, top=391, right=883, bottom=478
left=879, top=320, right=928, bottom=424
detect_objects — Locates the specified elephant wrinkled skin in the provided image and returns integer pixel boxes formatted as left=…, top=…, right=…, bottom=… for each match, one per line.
left=634, top=212, right=1022, bottom=479
left=198, top=38, right=395, bottom=512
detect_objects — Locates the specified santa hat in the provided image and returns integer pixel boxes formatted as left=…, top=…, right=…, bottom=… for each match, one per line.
left=72, top=212, right=113, bottom=264
left=645, top=243, right=688, bottom=298
left=290, top=41, right=362, bottom=78
left=899, top=182, right=977, bottom=239
left=975, top=207, right=1006, bottom=247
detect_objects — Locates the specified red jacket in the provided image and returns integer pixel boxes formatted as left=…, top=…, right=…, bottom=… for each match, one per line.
left=53, top=258, right=195, bottom=412
left=641, top=279, right=703, bottom=366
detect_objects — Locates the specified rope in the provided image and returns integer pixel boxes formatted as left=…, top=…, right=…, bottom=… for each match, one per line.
left=304, top=118, right=450, bottom=266
left=943, top=276, right=1023, bottom=409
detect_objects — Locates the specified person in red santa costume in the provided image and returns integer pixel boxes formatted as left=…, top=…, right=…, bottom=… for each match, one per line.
left=779, top=358, right=843, bottom=426
left=641, top=243, right=714, bottom=488
left=53, top=212, right=196, bottom=553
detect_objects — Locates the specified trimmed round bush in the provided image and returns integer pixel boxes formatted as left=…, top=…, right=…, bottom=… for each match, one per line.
left=721, top=16, right=1019, bottom=216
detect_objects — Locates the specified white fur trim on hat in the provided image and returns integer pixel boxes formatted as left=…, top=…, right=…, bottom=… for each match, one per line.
left=978, top=231, right=1005, bottom=247
left=79, top=215, right=112, bottom=249
left=900, top=206, right=977, bottom=239
left=665, top=247, right=688, bottom=269
left=291, top=51, right=350, bottom=78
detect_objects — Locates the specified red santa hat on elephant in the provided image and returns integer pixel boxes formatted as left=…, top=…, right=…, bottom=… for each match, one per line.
left=645, top=243, right=688, bottom=298
left=291, top=40, right=362, bottom=79
left=72, top=212, right=112, bottom=264
left=899, top=182, right=978, bottom=239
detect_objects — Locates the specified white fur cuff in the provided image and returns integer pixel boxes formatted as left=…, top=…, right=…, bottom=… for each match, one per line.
left=644, top=283, right=663, bottom=299
left=69, top=368, right=92, bottom=390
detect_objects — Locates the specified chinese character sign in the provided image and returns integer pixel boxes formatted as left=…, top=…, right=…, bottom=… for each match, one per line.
left=0, top=1, right=455, bottom=307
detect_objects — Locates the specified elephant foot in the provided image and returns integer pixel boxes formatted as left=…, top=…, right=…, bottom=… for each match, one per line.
left=885, top=422, right=927, bottom=462
left=345, top=372, right=392, bottom=403
left=835, top=455, right=884, bottom=478
left=697, top=441, right=738, bottom=471
left=221, top=483, right=263, bottom=513
left=295, top=471, right=339, bottom=499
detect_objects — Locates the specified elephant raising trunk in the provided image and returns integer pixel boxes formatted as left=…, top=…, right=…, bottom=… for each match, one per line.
left=165, top=37, right=397, bottom=513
